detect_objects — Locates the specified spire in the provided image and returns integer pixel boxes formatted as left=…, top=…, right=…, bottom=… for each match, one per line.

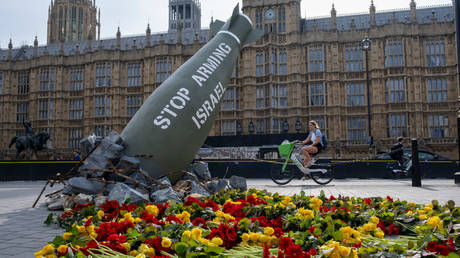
left=410, top=0, right=417, bottom=24
left=370, top=0, right=376, bottom=27
left=116, top=26, right=121, bottom=49
left=34, top=36, right=38, bottom=57
left=146, top=23, right=151, bottom=47
left=8, top=38, right=12, bottom=60
left=97, top=8, right=101, bottom=40
left=331, top=4, right=337, bottom=29
left=34, top=36, right=38, bottom=47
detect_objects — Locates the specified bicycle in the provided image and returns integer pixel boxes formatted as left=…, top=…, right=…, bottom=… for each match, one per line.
left=270, top=140, right=333, bottom=185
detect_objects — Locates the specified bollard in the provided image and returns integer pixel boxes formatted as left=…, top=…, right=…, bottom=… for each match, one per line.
left=411, top=138, right=421, bottom=187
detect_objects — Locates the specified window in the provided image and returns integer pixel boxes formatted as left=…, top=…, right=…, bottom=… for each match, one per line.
left=221, top=121, right=235, bottom=136
left=271, top=85, right=288, bottom=108
left=69, top=128, right=82, bottom=149
left=256, top=51, right=264, bottom=76
left=155, top=58, right=171, bottom=83
left=70, top=69, right=83, bottom=91
left=40, top=68, right=55, bottom=91
left=231, top=58, right=239, bottom=78
left=222, top=88, right=238, bottom=111
left=278, top=8, right=286, bottom=33
left=279, top=49, right=287, bottom=75
left=18, top=72, right=29, bottom=94
left=256, top=119, right=265, bottom=133
left=39, top=99, right=53, bottom=120
left=126, top=96, right=142, bottom=117
left=308, top=83, right=325, bottom=106
left=346, top=83, right=365, bottom=106
left=95, top=125, right=110, bottom=137
left=272, top=118, right=280, bottom=133
left=426, top=40, right=445, bottom=67
left=308, top=46, right=323, bottom=72
left=78, top=7, right=83, bottom=40
left=345, top=46, right=363, bottom=72
left=0, top=73, right=2, bottom=94
left=256, top=87, right=266, bottom=109
left=429, top=114, right=448, bottom=138
left=255, top=10, right=263, bottom=30
left=95, top=96, right=110, bottom=117
left=384, top=40, right=403, bottom=67
left=385, top=79, right=406, bottom=103
left=270, top=48, right=278, bottom=74
left=387, top=114, right=407, bottom=138
left=427, top=78, right=447, bottom=102
left=347, top=117, right=366, bottom=141
left=59, top=7, right=63, bottom=39
left=128, top=63, right=142, bottom=86
left=16, top=103, right=29, bottom=122
left=96, top=64, right=111, bottom=87
left=72, top=7, right=76, bottom=40
left=69, top=99, right=83, bottom=120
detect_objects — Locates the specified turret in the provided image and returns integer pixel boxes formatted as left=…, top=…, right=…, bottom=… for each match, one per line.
left=8, top=39, right=12, bottom=60
left=116, top=26, right=121, bottom=50
left=146, top=23, right=151, bottom=47
left=370, top=0, right=376, bottom=27
left=410, top=0, right=417, bottom=24
left=331, top=4, right=337, bottom=29
left=34, top=36, right=38, bottom=57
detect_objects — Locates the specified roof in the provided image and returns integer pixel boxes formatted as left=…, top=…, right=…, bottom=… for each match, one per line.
left=0, top=29, right=210, bottom=61
left=302, top=4, right=453, bottom=32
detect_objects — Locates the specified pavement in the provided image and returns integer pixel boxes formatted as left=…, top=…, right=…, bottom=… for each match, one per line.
left=0, top=179, right=459, bottom=258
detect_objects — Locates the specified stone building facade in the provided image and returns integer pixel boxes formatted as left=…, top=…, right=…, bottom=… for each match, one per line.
left=0, top=0, right=457, bottom=159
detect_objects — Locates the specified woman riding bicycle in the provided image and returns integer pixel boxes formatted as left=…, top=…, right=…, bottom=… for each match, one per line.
left=297, top=120, right=324, bottom=168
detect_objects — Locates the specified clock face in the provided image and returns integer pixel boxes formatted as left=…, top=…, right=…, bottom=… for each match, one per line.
left=264, top=9, right=276, bottom=20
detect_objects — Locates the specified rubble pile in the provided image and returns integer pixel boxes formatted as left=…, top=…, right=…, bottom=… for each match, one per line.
left=44, top=131, right=247, bottom=211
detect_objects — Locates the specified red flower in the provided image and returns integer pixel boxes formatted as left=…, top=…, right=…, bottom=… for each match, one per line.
left=279, top=237, right=292, bottom=250
left=246, top=195, right=268, bottom=206
left=60, top=212, right=73, bottom=219
left=208, top=223, right=239, bottom=249
left=426, top=241, right=452, bottom=256
left=223, top=201, right=247, bottom=218
left=192, top=217, right=207, bottom=226
left=386, top=196, right=394, bottom=202
left=84, top=217, right=93, bottom=227
left=363, top=198, right=372, bottom=205
left=145, top=236, right=172, bottom=254
left=72, top=203, right=92, bottom=212
left=99, top=200, right=120, bottom=213
left=121, top=203, right=138, bottom=212
left=165, top=215, right=183, bottom=224
left=263, top=244, right=271, bottom=258
left=140, top=211, right=165, bottom=225
left=329, top=195, right=337, bottom=201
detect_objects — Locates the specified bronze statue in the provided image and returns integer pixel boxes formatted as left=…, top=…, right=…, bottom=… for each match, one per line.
left=9, top=121, right=50, bottom=159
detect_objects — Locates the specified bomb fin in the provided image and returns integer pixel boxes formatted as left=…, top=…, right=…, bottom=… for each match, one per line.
left=243, top=29, right=264, bottom=45
left=211, top=20, right=225, bottom=35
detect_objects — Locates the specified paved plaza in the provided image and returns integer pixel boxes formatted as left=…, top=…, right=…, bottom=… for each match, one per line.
left=0, top=179, right=458, bottom=257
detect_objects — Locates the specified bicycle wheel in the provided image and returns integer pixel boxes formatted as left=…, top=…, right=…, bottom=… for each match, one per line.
left=311, top=167, right=333, bottom=185
left=270, top=161, right=295, bottom=185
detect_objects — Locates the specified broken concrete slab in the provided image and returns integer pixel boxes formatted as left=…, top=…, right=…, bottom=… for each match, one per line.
left=108, top=183, right=149, bottom=205
left=229, top=175, right=247, bottom=192
left=68, top=177, right=105, bottom=195
left=150, top=186, right=181, bottom=204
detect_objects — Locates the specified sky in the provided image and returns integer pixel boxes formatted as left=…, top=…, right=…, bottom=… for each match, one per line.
left=0, top=0, right=453, bottom=48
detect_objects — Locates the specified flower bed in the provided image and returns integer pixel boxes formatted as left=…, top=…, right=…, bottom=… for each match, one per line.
left=38, top=190, right=460, bottom=257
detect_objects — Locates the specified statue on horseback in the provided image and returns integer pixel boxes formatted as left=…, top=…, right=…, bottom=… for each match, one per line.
left=9, top=121, right=50, bottom=159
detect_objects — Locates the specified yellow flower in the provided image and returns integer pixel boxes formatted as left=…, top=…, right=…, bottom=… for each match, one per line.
left=427, top=216, right=443, bottom=229
left=309, top=197, right=323, bottom=210
left=97, top=210, right=104, bottom=220
left=45, top=255, right=57, bottom=258
left=191, top=228, right=202, bottom=239
left=242, top=233, right=250, bottom=242
left=409, top=202, right=417, bottom=207
left=121, top=242, right=131, bottom=252
left=182, top=230, right=192, bottom=239
left=57, top=245, right=68, bottom=254
left=339, top=246, right=351, bottom=256
left=62, top=232, right=72, bottom=240
left=138, top=244, right=150, bottom=254
left=199, top=237, right=210, bottom=245
left=124, top=212, right=135, bottom=223
left=89, top=232, right=98, bottom=239
left=370, top=216, right=379, bottom=224
left=86, top=225, right=95, bottom=233
left=424, top=206, right=433, bottom=214
left=135, top=217, right=143, bottom=223
left=76, top=225, right=86, bottom=233
left=296, top=208, right=314, bottom=219
left=145, top=205, right=159, bottom=217
left=211, top=237, right=223, bottom=246
left=135, top=254, right=146, bottom=258
left=249, top=232, right=259, bottom=242
left=375, top=230, right=385, bottom=239
left=264, top=227, right=275, bottom=236
left=42, top=244, right=55, bottom=255
left=260, top=235, right=271, bottom=243
left=161, top=237, right=172, bottom=248
left=129, top=250, right=138, bottom=256
left=419, top=214, right=428, bottom=220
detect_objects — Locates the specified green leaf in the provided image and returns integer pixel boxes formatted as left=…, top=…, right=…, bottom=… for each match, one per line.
left=50, top=235, right=66, bottom=246
left=44, top=213, right=55, bottom=225
left=174, top=242, right=189, bottom=256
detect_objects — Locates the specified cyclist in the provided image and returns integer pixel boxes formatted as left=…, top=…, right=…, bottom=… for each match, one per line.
left=390, top=136, right=411, bottom=172
left=297, top=120, right=324, bottom=168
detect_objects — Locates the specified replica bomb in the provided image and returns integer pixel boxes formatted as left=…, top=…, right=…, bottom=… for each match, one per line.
left=121, top=4, right=263, bottom=177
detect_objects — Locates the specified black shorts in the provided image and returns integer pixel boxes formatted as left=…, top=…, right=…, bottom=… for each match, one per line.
left=304, top=143, right=322, bottom=154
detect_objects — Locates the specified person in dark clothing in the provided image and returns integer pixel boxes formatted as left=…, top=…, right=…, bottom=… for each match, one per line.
left=74, top=151, right=81, bottom=161
left=390, top=137, right=410, bottom=172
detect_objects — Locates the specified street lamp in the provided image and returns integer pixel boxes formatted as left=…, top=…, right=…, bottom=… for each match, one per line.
left=282, top=120, right=289, bottom=133
left=361, top=37, right=373, bottom=146
left=248, top=121, right=255, bottom=134
left=295, top=119, right=302, bottom=133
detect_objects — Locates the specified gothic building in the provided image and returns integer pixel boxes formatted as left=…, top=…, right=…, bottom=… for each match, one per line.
left=0, top=0, right=457, bottom=159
